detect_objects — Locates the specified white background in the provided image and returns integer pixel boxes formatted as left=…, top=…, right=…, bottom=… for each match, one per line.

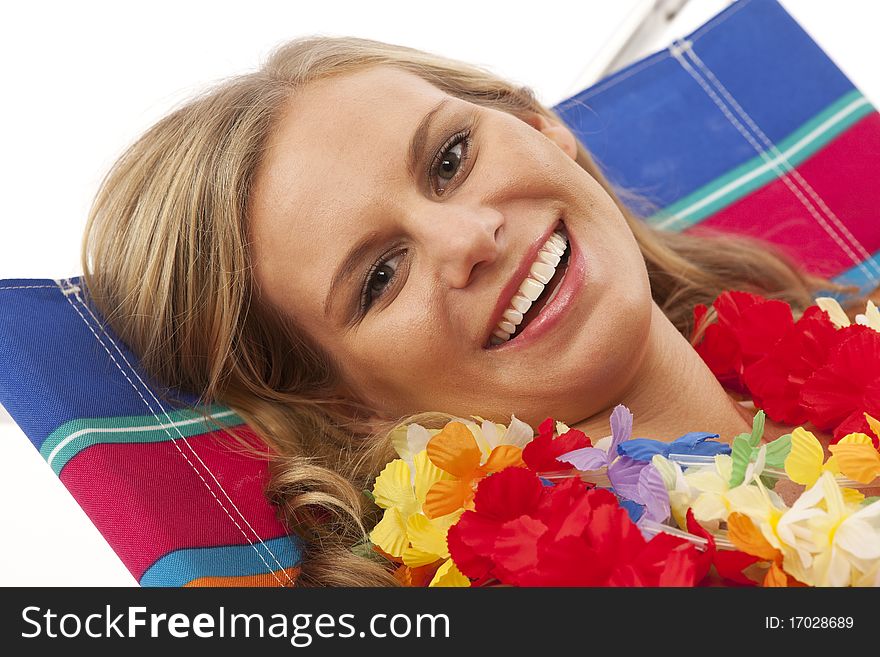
left=1, top=0, right=878, bottom=585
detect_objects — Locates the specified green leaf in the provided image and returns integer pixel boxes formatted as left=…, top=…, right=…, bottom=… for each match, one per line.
left=362, top=489, right=376, bottom=503
left=759, top=473, right=777, bottom=490
left=861, top=496, right=880, bottom=507
left=729, top=434, right=752, bottom=487
left=749, top=410, right=766, bottom=448
left=350, top=538, right=381, bottom=561
left=763, top=433, right=792, bottom=469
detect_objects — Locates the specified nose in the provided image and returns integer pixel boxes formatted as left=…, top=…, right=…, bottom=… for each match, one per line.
left=410, top=201, right=503, bottom=288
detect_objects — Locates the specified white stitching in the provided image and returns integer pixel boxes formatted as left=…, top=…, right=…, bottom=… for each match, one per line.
left=669, top=41, right=878, bottom=286
left=64, top=278, right=294, bottom=584
left=683, top=44, right=880, bottom=283
left=0, top=285, right=59, bottom=290
left=55, top=278, right=293, bottom=586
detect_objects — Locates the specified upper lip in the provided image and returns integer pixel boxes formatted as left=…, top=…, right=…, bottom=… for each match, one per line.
left=482, top=219, right=562, bottom=347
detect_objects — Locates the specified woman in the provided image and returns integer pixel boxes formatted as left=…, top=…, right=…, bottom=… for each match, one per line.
left=80, top=36, right=867, bottom=585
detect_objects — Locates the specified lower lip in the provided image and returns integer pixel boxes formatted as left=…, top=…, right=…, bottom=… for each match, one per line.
left=489, top=229, right=587, bottom=351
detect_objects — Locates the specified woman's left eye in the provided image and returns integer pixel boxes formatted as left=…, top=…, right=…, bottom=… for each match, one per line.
left=430, top=130, right=471, bottom=195
left=360, top=251, right=405, bottom=313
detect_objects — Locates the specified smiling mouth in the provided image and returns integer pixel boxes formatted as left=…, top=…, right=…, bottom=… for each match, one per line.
left=487, top=226, right=571, bottom=347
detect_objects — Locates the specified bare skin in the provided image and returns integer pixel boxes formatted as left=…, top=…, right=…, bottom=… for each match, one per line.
left=248, top=65, right=800, bottom=446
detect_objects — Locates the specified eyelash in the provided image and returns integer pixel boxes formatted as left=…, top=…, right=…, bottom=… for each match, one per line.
left=359, top=248, right=405, bottom=315
left=428, top=128, right=472, bottom=196
left=358, top=127, right=473, bottom=315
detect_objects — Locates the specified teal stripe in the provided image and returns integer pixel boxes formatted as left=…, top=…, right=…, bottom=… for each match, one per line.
left=647, top=90, right=874, bottom=230
left=139, top=534, right=302, bottom=587
left=42, top=404, right=245, bottom=475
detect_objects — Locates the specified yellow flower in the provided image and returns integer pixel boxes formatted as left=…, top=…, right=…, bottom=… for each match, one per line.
left=369, top=450, right=467, bottom=586
left=785, top=427, right=876, bottom=496
left=784, top=427, right=840, bottom=486
left=828, top=433, right=880, bottom=484
left=684, top=448, right=784, bottom=528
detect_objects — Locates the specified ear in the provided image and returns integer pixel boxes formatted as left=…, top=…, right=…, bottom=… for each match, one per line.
left=522, top=112, right=579, bottom=161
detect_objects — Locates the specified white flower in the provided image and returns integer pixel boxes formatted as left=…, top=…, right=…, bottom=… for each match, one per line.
left=774, top=471, right=880, bottom=586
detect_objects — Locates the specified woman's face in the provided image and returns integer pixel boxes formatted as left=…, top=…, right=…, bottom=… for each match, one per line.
left=249, top=65, right=653, bottom=429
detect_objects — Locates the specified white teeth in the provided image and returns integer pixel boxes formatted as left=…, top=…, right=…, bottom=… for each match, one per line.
left=489, top=227, right=570, bottom=346
left=545, top=240, right=565, bottom=257
left=510, top=294, right=532, bottom=314
left=519, top=277, right=545, bottom=301
left=502, top=308, right=523, bottom=325
left=536, top=250, right=561, bottom=267
left=529, top=262, right=555, bottom=285
left=498, top=319, right=516, bottom=334
left=549, top=233, right=566, bottom=250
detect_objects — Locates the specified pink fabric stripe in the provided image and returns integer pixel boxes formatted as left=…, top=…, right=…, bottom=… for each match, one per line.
left=687, top=113, right=880, bottom=280
left=59, top=426, right=289, bottom=580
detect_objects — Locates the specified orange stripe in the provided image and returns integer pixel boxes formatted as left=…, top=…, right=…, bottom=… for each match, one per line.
left=184, top=566, right=300, bottom=587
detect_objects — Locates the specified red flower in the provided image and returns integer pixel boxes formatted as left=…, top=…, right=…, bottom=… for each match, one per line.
left=692, top=291, right=794, bottom=395
left=831, top=409, right=880, bottom=448
left=447, top=467, right=705, bottom=587
left=686, top=510, right=760, bottom=586
left=741, top=306, right=838, bottom=425
left=799, top=327, right=880, bottom=432
left=521, top=418, right=591, bottom=472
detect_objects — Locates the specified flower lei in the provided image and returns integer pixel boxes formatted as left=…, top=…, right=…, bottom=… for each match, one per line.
left=691, top=290, right=880, bottom=444
left=366, top=292, right=880, bottom=587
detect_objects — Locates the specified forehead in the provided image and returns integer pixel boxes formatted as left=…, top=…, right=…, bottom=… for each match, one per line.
left=253, top=66, right=447, bottom=221
left=248, top=67, right=451, bottom=305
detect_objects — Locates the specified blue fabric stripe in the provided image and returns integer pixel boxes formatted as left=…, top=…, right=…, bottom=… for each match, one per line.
left=139, top=535, right=303, bottom=587
left=824, top=251, right=880, bottom=301
left=0, top=276, right=202, bottom=450
left=553, top=0, right=859, bottom=213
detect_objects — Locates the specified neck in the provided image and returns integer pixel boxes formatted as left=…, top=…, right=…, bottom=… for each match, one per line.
left=571, top=303, right=751, bottom=444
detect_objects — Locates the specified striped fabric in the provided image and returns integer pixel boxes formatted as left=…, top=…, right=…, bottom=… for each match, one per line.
left=554, top=0, right=880, bottom=300
left=1, top=0, right=876, bottom=586
left=0, top=279, right=301, bottom=586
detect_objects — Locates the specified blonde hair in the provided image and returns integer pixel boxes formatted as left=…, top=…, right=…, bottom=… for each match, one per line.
left=81, top=35, right=872, bottom=586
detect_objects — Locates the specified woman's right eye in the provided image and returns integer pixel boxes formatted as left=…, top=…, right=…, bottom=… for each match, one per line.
left=360, top=251, right=405, bottom=313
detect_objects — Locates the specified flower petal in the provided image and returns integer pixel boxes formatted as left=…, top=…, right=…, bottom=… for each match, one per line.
left=558, top=446, right=608, bottom=471
left=403, top=513, right=461, bottom=566
left=427, top=421, right=482, bottom=476
left=815, top=297, right=850, bottom=328
left=502, top=414, right=536, bottom=450
left=637, top=463, right=671, bottom=523
left=727, top=512, right=781, bottom=561
left=481, top=444, right=525, bottom=474
left=413, top=449, right=454, bottom=506
left=828, top=442, right=880, bottom=484
left=424, top=478, right=474, bottom=519
left=428, top=559, right=470, bottom=587
left=369, top=508, right=409, bottom=558
left=608, top=404, right=634, bottom=456
left=784, top=427, right=825, bottom=486
left=373, top=459, right=419, bottom=516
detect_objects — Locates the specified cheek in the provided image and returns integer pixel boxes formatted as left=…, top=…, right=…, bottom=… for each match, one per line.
left=333, top=308, right=447, bottom=410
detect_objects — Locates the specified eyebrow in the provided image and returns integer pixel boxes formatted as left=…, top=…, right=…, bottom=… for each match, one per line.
left=323, top=98, right=451, bottom=323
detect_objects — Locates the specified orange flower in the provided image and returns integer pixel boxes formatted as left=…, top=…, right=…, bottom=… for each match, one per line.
left=423, top=421, right=525, bottom=519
